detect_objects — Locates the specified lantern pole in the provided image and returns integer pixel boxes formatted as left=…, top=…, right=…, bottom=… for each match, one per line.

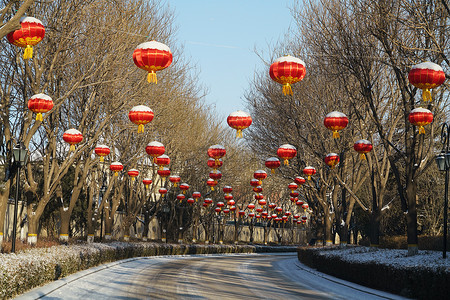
left=436, top=123, right=449, bottom=259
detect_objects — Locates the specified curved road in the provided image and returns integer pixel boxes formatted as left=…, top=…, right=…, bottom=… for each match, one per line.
left=16, top=253, right=408, bottom=300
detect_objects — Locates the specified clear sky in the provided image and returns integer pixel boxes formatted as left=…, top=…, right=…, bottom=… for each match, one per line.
left=167, top=0, right=294, bottom=119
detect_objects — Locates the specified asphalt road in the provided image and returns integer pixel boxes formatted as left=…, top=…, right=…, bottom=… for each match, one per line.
left=15, top=253, right=408, bottom=300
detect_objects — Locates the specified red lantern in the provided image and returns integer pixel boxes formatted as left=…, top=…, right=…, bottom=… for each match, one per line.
left=302, top=203, right=309, bottom=210
left=324, top=153, right=340, bottom=169
left=224, top=194, right=233, bottom=201
left=202, top=202, right=209, bottom=207
left=261, top=211, right=269, bottom=218
left=227, top=199, right=235, bottom=206
left=207, top=144, right=226, bottom=165
left=295, top=176, right=306, bottom=186
left=277, top=144, right=297, bottom=165
left=177, top=194, right=186, bottom=202
left=146, top=141, right=165, bottom=162
left=157, top=167, right=170, bottom=181
left=408, top=62, right=446, bottom=102
left=268, top=203, right=276, bottom=209
left=169, top=175, right=181, bottom=187
left=409, top=108, right=433, bottom=134
left=303, top=166, right=316, bottom=180
left=265, top=157, right=281, bottom=174
left=208, top=158, right=223, bottom=170
left=142, top=178, right=153, bottom=189
left=209, top=170, right=222, bottom=181
left=293, top=214, right=300, bottom=219
left=159, top=188, right=168, bottom=198
left=110, top=162, right=123, bottom=176
left=258, top=199, right=267, bottom=206
left=301, top=216, right=308, bottom=221
left=324, top=111, right=349, bottom=139
left=290, top=197, right=298, bottom=203
left=7, top=17, right=45, bottom=59
left=269, top=55, right=306, bottom=95
left=28, top=93, right=53, bottom=121
left=128, top=105, right=154, bottom=133
left=256, top=208, right=263, bottom=213
left=192, top=192, right=201, bottom=201
left=238, top=210, right=246, bottom=217
left=282, top=216, right=288, bottom=222
left=133, top=41, right=172, bottom=83
left=290, top=190, right=300, bottom=198
left=207, top=178, right=217, bottom=190
left=353, top=139, right=373, bottom=160
left=215, top=207, right=222, bottom=213
left=255, top=193, right=264, bottom=201
left=223, top=186, right=233, bottom=195
left=275, top=207, right=283, bottom=213
left=204, top=198, right=213, bottom=204
left=94, top=144, right=110, bottom=162
left=227, top=110, right=252, bottom=138
left=179, top=183, right=190, bottom=194
left=296, top=200, right=304, bottom=206
left=253, top=170, right=267, bottom=185
left=63, top=129, right=83, bottom=152
left=223, top=208, right=230, bottom=214
left=247, top=203, right=255, bottom=210
left=255, top=215, right=261, bottom=219
left=253, top=185, right=263, bottom=193
left=271, top=214, right=278, bottom=219
left=248, top=212, right=255, bottom=218
left=250, top=179, right=260, bottom=187
left=155, top=154, right=170, bottom=170
left=187, top=198, right=195, bottom=205
left=288, top=182, right=298, bottom=191
left=217, top=201, right=225, bottom=208
left=127, top=169, right=139, bottom=181
left=285, top=211, right=292, bottom=217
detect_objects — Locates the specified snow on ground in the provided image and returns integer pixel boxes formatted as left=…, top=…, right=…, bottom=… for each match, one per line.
left=317, top=246, right=449, bottom=271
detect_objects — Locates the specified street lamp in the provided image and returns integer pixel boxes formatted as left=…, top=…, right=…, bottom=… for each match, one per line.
left=11, top=142, right=28, bottom=253
left=435, top=122, right=450, bottom=259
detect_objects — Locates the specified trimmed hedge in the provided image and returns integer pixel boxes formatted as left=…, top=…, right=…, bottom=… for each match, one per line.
left=1, top=242, right=296, bottom=299
left=297, top=246, right=449, bottom=300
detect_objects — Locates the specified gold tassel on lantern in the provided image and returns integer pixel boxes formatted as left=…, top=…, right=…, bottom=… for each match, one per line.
left=23, top=45, right=33, bottom=60
left=147, top=71, right=157, bottom=84
left=131, top=177, right=135, bottom=181
left=333, top=131, right=340, bottom=139
left=114, top=172, right=119, bottom=177
left=282, top=83, right=293, bottom=96
left=271, top=169, right=275, bottom=174
left=138, top=124, right=144, bottom=133
left=284, top=159, right=289, bottom=166
left=307, top=175, right=311, bottom=180
left=360, top=153, right=366, bottom=160
left=210, top=186, right=214, bottom=191
left=422, top=89, right=432, bottom=102
left=70, top=144, right=75, bottom=152
left=419, top=126, right=425, bottom=134
left=100, top=157, right=104, bottom=162
left=236, top=129, right=243, bottom=138
left=36, top=113, right=43, bottom=121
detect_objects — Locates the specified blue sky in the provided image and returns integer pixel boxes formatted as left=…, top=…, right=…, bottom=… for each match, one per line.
left=168, top=0, right=294, bottom=119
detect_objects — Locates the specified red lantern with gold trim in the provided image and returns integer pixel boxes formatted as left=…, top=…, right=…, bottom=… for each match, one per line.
left=223, top=186, right=233, bottom=195
left=204, top=198, right=213, bottom=204
left=146, top=141, right=165, bottom=162
left=248, top=212, right=255, bottom=218
left=128, top=105, right=154, bottom=133
left=324, top=153, right=340, bottom=169
left=207, top=158, right=223, bottom=170
left=209, top=171, right=222, bottom=182
left=295, top=176, right=306, bottom=186
left=253, top=185, right=263, bottom=193
left=408, top=62, right=446, bottom=102
left=253, top=170, right=267, bottom=185
left=227, top=110, right=252, bottom=138
left=110, top=162, right=123, bottom=176
left=290, top=190, right=300, bottom=198
left=63, top=129, right=83, bottom=152
left=265, top=157, right=281, bottom=174
left=324, top=111, right=348, bottom=139
left=353, top=139, right=373, bottom=160
left=207, top=144, right=226, bottom=165
left=155, top=154, right=170, bottom=170
left=288, top=182, right=298, bottom=191
left=409, top=108, right=433, bottom=134
left=157, top=167, right=170, bottom=182
left=248, top=203, right=255, bottom=210
left=192, top=191, right=201, bottom=201
left=159, top=188, right=168, bottom=198
left=207, top=178, right=217, bottom=191
left=179, top=183, right=190, bottom=194
left=187, top=198, right=195, bottom=205
left=94, top=144, right=110, bottom=162
left=303, top=166, right=316, bottom=180
left=28, top=93, right=53, bottom=121
left=238, top=210, right=246, bottom=217
left=258, top=199, right=267, bottom=206
left=133, top=41, right=172, bottom=83
left=7, top=17, right=45, bottom=59
left=142, top=178, right=153, bottom=189
left=250, top=178, right=260, bottom=187
left=277, top=144, right=297, bottom=165
left=127, top=168, right=139, bottom=181
left=169, top=175, right=181, bottom=187
left=270, top=55, right=306, bottom=95
left=177, top=194, right=185, bottom=202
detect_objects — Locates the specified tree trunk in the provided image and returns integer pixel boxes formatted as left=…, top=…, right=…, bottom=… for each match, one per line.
left=104, top=210, right=113, bottom=240
left=27, top=214, right=39, bottom=245
left=0, top=180, right=12, bottom=244
left=406, top=180, right=419, bottom=256
left=59, top=208, right=71, bottom=243
left=370, top=207, right=381, bottom=247
left=249, top=219, right=254, bottom=244
left=324, top=212, right=333, bottom=246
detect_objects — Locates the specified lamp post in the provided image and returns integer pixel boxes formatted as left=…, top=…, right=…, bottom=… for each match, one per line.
left=11, top=142, right=28, bottom=253
left=435, top=122, right=450, bottom=259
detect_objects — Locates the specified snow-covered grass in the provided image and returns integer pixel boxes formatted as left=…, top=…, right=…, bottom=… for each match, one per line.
left=318, top=246, right=449, bottom=271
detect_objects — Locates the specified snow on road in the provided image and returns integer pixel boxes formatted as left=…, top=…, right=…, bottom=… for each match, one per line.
left=15, top=253, right=410, bottom=300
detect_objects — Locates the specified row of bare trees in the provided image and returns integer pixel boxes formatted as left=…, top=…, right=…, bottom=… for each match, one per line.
left=246, top=0, right=449, bottom=255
